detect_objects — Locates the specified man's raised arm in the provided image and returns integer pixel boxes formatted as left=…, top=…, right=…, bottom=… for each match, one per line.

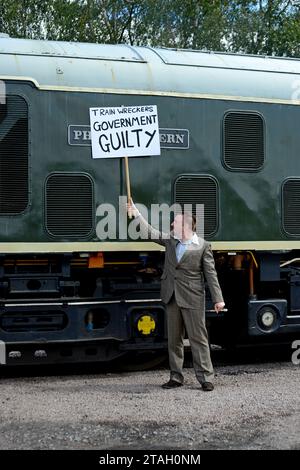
left=127, top=198, right=169, bottom=246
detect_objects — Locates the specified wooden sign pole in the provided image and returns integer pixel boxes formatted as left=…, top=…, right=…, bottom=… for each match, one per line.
left=124, top=156, right=132, bottom=218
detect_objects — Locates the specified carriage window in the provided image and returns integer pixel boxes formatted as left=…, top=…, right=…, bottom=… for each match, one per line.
left=223, top=111, right=265, bottom=171
left=174, top=175, right=219, bottom=238
left=0, top=95, right=29, bottom=214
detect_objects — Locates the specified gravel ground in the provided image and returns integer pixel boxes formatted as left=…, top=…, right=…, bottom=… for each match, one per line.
left=0, top=354, right=299, bottom=450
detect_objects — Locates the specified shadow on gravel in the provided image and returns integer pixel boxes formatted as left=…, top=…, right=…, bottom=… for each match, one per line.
left=210, top=343, right=293, bottom=366
left=0, top=350, right=169, bottom=379
left=0, top=343, right=293, bottom=379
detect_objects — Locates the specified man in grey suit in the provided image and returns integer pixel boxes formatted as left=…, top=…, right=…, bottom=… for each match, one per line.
left=127, top=200, right=225, bottom=392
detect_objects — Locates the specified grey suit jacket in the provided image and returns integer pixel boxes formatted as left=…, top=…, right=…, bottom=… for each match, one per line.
left=137, top=213, right=224, bottom=308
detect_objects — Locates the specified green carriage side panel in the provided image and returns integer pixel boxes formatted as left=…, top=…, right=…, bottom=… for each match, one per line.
left=1, top=38, right=300, bottom=246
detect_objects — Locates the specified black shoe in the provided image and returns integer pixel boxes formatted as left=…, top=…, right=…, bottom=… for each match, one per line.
left=202, top=382, right=214, bottom=392
left=162, top=379, right=183, bottom=389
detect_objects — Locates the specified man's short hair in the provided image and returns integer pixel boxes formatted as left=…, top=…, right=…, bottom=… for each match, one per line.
left=182, top=211, right=196, bottom=231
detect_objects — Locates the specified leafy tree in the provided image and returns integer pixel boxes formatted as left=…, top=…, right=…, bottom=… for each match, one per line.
left=1, top=1, right=300, bottom=57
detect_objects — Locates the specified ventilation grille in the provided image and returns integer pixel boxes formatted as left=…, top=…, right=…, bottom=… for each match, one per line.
left=0, top=95, right=29, bottom=213
left=45, top=173, right=94, bottom=238
left=282, top=179, right=300, bottom=236
left=174, top=175, right=218, bottom=237
left=223, top=112, right=264, bottom=171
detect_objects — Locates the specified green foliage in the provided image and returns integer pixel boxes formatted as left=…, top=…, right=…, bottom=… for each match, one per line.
left=1, top=1, right=300, bottom=57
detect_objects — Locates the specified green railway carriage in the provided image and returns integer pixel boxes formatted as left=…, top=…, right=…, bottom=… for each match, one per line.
left=0, top=35, right=300, bottom=365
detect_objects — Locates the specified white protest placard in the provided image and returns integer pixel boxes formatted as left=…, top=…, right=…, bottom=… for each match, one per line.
left=89, top=105, right=160, bottom=158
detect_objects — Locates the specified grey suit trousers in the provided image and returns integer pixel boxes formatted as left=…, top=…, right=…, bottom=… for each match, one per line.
left=167, top=295, right=214, bottom=384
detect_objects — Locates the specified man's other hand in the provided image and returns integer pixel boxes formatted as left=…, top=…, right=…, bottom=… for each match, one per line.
left=214, top=302, right=225, bottom=313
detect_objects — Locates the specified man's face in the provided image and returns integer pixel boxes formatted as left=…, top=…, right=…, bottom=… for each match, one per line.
left=171, top=214, right=184, bottom=238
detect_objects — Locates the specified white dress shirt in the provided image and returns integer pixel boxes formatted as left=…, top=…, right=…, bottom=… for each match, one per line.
left=175, top=233, right=200, bottom=262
